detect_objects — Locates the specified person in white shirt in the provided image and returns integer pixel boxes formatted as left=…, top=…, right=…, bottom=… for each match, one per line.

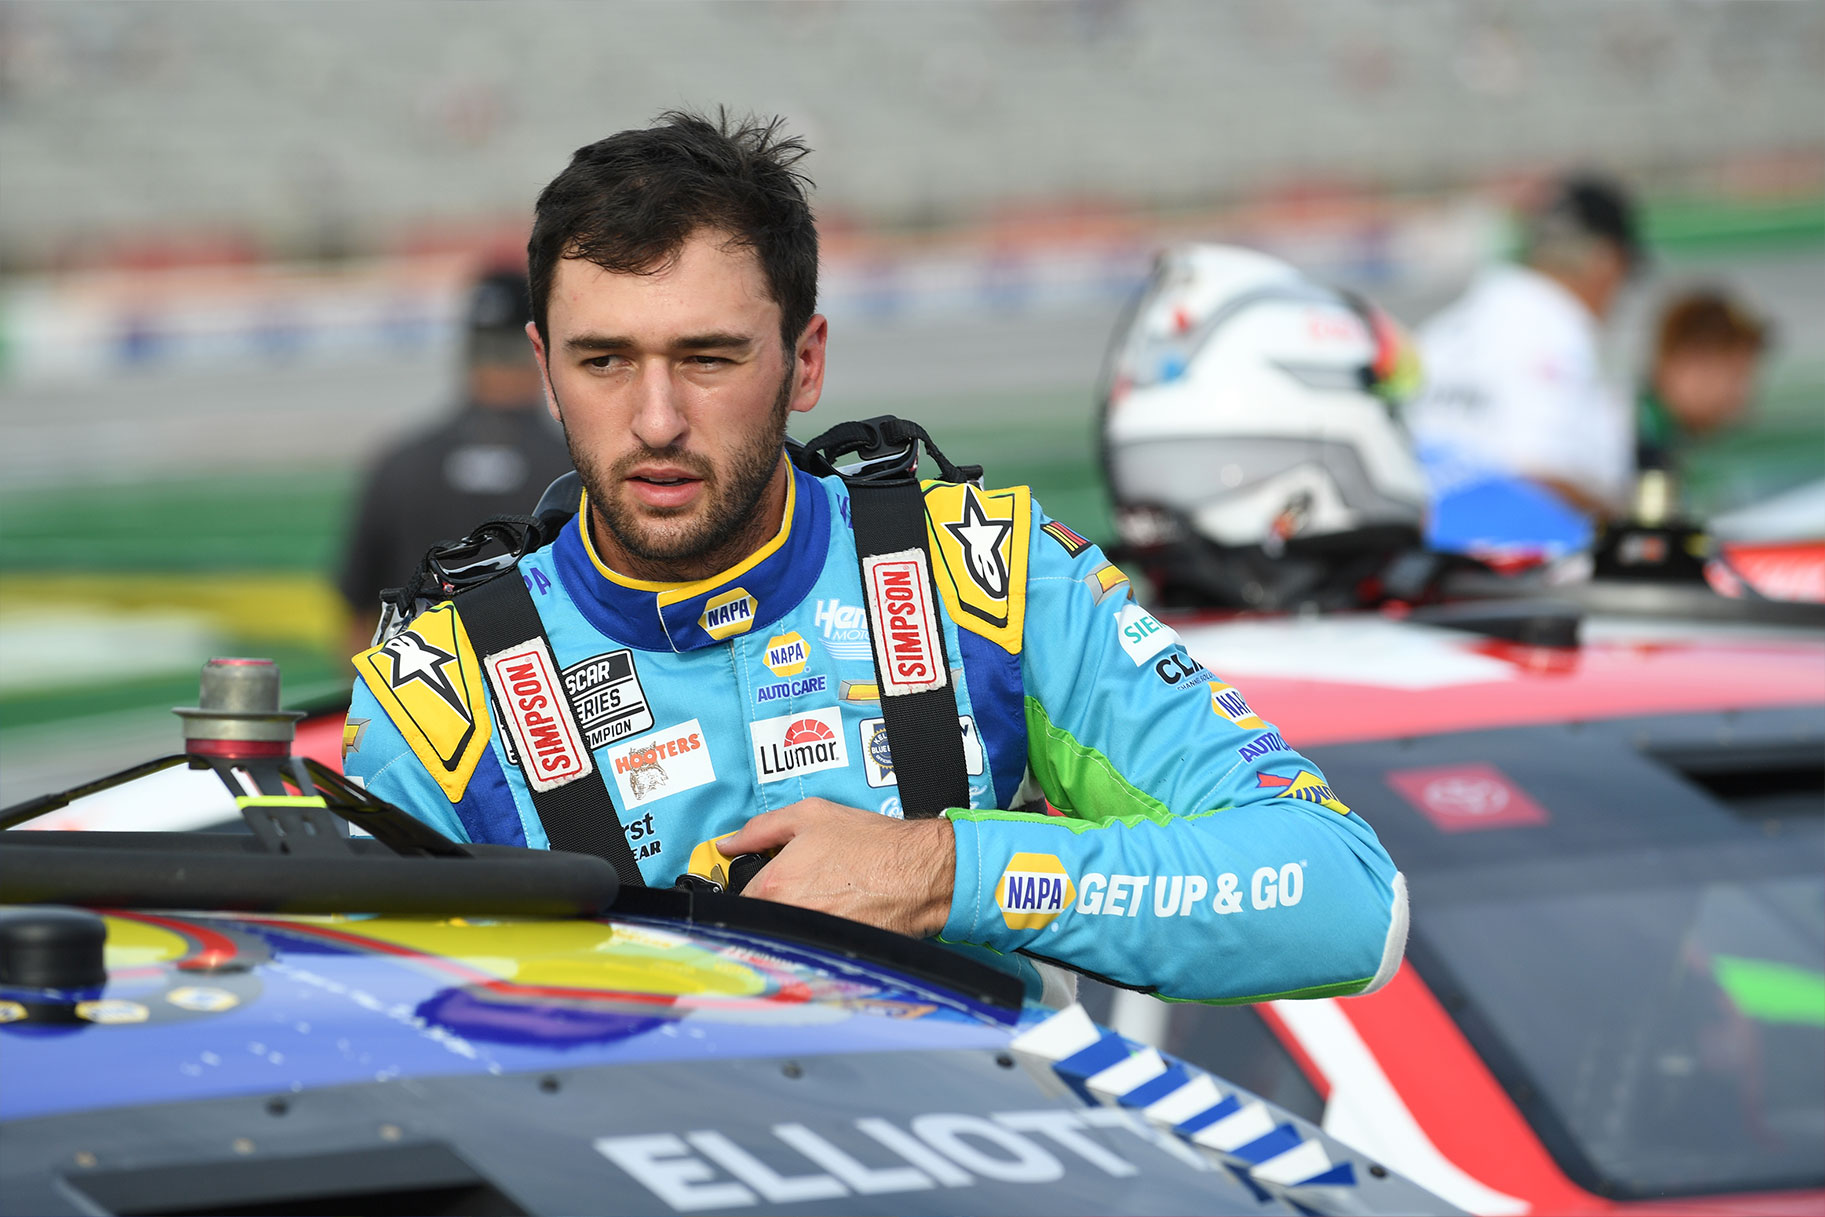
left=1408, top=176, right=1644, bottom=518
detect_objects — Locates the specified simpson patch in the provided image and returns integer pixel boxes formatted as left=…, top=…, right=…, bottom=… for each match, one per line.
left=355, top=604, right=491, bottom=802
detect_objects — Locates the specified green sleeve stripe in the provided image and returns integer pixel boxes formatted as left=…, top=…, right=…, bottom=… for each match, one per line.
left=1023, top=696, right=1175, bottom=826
left=1155, top=975, right=1375, bottom=1005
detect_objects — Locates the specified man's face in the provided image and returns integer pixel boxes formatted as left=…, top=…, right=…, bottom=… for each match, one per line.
left=1657, top=347, right=1759, bottom=435
left=530, top=229, right=824, bottom=576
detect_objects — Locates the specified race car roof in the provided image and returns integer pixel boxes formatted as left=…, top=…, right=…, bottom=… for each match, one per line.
left=1172, top=614, right=1825, bottom=747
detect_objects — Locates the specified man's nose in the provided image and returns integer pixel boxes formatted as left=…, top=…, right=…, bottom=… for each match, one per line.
left=629, top=361, right=688, bottom=450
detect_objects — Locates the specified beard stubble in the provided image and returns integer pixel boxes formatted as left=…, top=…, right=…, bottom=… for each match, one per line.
left=565, top=367, right=795, bottom=578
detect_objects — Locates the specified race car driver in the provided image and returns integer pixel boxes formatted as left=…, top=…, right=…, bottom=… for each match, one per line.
left=343, top=110, right=1407, bottom=1005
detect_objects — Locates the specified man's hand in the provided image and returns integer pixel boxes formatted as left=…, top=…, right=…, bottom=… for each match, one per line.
left=716, top=799, right=955, bottom=939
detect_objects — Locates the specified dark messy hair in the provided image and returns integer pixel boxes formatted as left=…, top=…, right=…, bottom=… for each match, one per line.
left=527, top=109, right=818, bottom=352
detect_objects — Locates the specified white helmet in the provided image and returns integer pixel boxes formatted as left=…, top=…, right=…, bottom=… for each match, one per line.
left=1100, top=244, right=1430, bottom=609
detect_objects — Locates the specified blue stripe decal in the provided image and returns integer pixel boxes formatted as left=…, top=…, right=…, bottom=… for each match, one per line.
left=1054, top=1032, right=1132, bottom=1079
left=451, top=746, right=527, bottom=847
left=956, top=625, right=1026, bottom=809
left=1296, top=1162, right=1357, bottom=1188
left=1175, top=1093, right=1241, bottom=1135
left=1119, top=1062, right=1194, bottom=1108
left=1230, top=1124, right=1304, bottom=1164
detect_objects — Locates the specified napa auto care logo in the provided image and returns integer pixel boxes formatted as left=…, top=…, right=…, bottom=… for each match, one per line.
left=864, top=549, right=947, bottom=696
left=750, top=707, right=848, bottom=783
left=763, top=631, right=809, bottom=677
left=700, top=588, right=757, bottom=640
left=484, top=639, right=592, bottom=792
left=1208, top=681, right=1266, bottom=731
left=997, top=852, right=1076, bottom=930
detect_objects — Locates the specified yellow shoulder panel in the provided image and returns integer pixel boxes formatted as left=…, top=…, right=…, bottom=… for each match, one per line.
left=353, top=602, right=492, bottom=802
left=921, top=481, right=1031, bottom=655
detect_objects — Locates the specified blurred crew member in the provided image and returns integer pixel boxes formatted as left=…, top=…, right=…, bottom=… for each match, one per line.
left=1407, top=175, right=1644, bottom=518
left=338, top=270, right=573, bottom=651
left=341, top=111, right=1406, bottom=1005
left=1637, top=289, right=1769, bottom=477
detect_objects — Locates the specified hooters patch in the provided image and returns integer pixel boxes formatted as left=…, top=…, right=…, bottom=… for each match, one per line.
left=862, top=549, right=947, bottom=696
left=354, top=604, right=490, bottom=802
left=483, top=639, right=593, bottom=792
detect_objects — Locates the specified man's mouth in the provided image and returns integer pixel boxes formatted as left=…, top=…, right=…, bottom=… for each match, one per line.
left=625, top=467, right=706, bottom=509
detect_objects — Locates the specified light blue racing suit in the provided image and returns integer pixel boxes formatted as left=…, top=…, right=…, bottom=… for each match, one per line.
left=344, top=463, right=1408, bottom=1002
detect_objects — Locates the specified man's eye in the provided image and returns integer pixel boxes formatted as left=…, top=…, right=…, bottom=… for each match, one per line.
left=584, top=355, right=622, bottom=369
left=686, top=355, right=729, bottom=368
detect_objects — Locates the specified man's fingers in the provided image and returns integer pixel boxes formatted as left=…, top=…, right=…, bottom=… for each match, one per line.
left=717, top=807, right=799, bottom=855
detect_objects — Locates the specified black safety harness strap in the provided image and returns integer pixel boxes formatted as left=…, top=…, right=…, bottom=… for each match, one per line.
left=800, top=418, right=977, bottom=821
left=453, top=570, right=645, bottom=885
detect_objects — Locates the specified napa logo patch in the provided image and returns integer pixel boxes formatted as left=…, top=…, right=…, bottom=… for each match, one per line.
left=997, top=852, right=1077, bottom=930
left=1258, top=770, right=1351, bottom=815
left=924, top=481, right=1030, bottom=654
left=1209, top=681, right=1267, bottom=731
left=700, top=588, right=757, bottom=640
left=355, top=605, right=490, bottom=802
left=764, top=631, right=809, bottom=677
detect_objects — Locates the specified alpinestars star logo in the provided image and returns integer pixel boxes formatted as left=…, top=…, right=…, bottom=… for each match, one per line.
left=942, top=484, right=1014, bottom=599
left=381, top=631, right=466, bottom=716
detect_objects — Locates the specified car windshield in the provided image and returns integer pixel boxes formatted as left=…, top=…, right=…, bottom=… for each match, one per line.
left=1309, top=707, right=1825, bottom=1198
left=1417, top=845, right=1824, bottom=1196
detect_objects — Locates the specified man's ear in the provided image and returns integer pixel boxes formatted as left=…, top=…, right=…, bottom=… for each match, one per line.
left=789, top=314, right=829, bottom=417
left=527, top=320, right=562, bottom=425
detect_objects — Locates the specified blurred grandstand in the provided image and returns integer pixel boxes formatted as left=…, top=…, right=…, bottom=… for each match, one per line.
left=2, top=0, right=1822, bottom=800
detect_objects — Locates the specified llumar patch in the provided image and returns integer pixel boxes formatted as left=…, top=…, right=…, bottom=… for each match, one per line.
left=355, top=604, right=490, bottom=802
left=923, top=481, right=1030, bottom=654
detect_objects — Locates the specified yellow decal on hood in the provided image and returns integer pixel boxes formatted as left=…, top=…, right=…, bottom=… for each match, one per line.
left=355, top=603, right=490, bottom=802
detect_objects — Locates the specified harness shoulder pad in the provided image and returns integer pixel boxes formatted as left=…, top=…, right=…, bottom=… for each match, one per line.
left=921, top=480, right=1032, bottom=655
